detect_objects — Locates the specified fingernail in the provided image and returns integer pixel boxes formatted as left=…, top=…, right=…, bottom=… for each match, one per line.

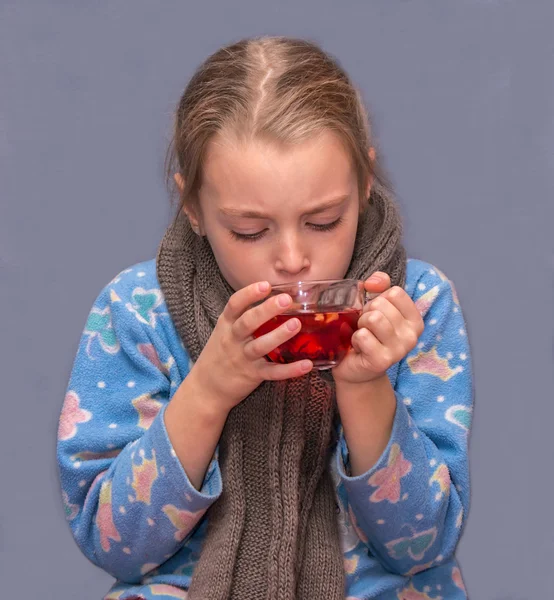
left=278, top=294, right=292, bottom=307
left=368, top=274, right=383, bottom=283
left=258, top=282, right=270, bottom=292
left=301, top=360, right=312, bottom=372
left=286, top=318, right=299, bottom=331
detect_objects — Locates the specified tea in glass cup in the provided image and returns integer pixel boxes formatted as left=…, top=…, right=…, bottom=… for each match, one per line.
left=254, top=279, right=368, bottom=370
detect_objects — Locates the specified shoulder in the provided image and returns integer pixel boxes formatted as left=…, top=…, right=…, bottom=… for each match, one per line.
left=405, top=257, right=461, bottom=318
left=89, top=258, right=178, bottom=341
left=105, top=258, right=160, bottom=300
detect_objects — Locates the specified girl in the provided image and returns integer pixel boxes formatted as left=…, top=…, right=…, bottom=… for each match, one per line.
left=57, top=36, right=473, bottom=600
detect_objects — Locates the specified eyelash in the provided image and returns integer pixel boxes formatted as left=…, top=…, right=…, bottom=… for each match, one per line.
left=230, top=218, right=343, bottom=243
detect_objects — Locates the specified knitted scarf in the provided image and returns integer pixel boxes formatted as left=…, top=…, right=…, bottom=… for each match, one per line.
left=156, top=189, right=406, bottom=600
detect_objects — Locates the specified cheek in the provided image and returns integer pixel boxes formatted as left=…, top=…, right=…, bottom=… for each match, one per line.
left=207, top=234, right=268, bottom=289
left=313, top=221, right=358, bottom=275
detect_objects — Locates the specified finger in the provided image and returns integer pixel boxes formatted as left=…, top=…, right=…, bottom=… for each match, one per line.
left=358, top=309, right=396, bottom=345
left=223, top=281, right=272, bottom=323
left=351, top=328, right=391, bottom=372
left=351, top=327, right=382, bottom=356
left=364, top=272, right=391, bottom=294
left=232, top=292, right=293, bottom=340
left=381, top=286, right=424, bottom=330
left=362, top=295, right=404, bottom=331
left=257, top=358, right=313, bottom=381
left=243, top=317, right=301, bottom=360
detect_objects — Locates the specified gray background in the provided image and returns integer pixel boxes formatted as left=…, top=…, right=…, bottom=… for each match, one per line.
left=1, top=1, right=552, bottom=598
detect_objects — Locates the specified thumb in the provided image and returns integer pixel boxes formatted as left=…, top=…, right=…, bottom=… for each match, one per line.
left=364, top=271, right=391, bottom=293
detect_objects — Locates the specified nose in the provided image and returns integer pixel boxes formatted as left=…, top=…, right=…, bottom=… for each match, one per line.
left=274, top=232, right=311, bottom=278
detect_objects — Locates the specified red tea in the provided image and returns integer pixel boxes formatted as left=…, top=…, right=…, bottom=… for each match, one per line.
left=254, top=308, right=360, bottom=368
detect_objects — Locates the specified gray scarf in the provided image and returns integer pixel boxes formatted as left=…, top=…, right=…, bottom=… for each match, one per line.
left=156, top=189, right=406, bottom=600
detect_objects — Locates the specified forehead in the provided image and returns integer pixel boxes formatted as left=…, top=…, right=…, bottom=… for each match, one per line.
left=200, top=130, right=356, bottom=204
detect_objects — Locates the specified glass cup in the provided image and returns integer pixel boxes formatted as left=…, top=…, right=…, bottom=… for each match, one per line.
left=253, top=278, right=373, bottom=370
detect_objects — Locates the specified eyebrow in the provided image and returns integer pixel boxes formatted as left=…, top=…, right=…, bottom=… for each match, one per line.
left=219, top=195, right=350, bottom=219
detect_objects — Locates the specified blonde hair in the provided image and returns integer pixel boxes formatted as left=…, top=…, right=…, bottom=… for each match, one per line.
left=166, top=36, right=392, bottom=212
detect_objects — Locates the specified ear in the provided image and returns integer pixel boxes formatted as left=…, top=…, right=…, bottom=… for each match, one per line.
left=174, top=172, right=185, bottom=194
left=366, top=147, right=376, bottom=198
left=174, top=173, right=204, bottom=235
left=183, top=206, right=204, bottom=236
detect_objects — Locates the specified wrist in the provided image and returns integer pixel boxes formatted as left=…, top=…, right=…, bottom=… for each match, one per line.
left=179, top=365, right=232, bottom=423
left=334, top=374, right=396, bottom=476
left=334, top=372, right=391, bottom=401
left=165, top=366, right=229, bottom=491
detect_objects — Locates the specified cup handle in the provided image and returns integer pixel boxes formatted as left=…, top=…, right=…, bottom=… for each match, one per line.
left=362, top=289, right=381, bottom=311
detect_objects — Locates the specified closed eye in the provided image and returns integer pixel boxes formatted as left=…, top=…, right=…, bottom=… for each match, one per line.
left=229, top=217, right=343, bottom=243
left=307, top=217, right=343, bottom=232
left=229, top=229, right=268, bottom=242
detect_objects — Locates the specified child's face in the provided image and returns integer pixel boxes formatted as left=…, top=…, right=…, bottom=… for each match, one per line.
left=188, top=130, right=366, bottom=291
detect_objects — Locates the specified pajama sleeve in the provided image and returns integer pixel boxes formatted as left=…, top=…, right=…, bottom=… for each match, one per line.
left=57, top=272, right=222, bottom=583
left=336, top=265, right=473, bottom=576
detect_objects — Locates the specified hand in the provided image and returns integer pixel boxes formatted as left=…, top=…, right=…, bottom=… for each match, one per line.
left=191, top=281, right=313, bottom=414
left=332, top=272, right=424, bottom=385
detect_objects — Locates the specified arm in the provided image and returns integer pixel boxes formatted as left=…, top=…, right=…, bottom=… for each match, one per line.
left=57, top=274, right=222, bottom=583
left=335, top=375, right=397, bottom=477
left=164, top=369, right=229, bottom=490
left=336, top=268, right=472, bottom=576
